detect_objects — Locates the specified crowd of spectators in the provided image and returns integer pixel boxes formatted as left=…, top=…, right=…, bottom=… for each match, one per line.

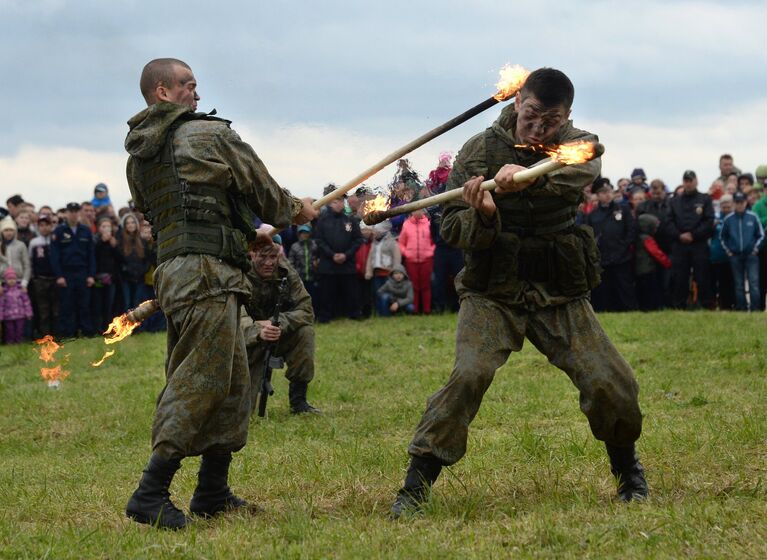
left=2, top=152, right=764, bottom=343
left=0, top=184, right=165, bottom=344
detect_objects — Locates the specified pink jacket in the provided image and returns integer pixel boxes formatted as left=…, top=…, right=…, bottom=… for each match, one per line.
left=398, top=214, right=435, bottom=263
left=0, top=285, right=33, bottom=321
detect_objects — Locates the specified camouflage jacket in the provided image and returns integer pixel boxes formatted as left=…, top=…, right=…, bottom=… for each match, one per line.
left=124, top=102, right=302, bottom=314
left=240, top=256, right=314, bottom=346
left=441, top=104, right=602, bottom=310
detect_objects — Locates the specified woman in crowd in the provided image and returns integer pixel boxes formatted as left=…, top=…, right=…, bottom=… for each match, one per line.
left=91, top=216, right=122, bottom=332
left=117, top=213, right=149, bottom=311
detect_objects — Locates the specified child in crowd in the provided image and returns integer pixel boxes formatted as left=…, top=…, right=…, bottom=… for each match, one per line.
left=0, top=267, right=33, bottom=344
left=365, top=220, right=401, bottom=298
left=355, top=224, right=374, bottom=318
left=635, top=214, right=672, bottom=311
left=91, top=183, right=113, bottom=209
left=0, top=217, right=31, bottom=291
left=398, top=209, right=435, bottom=314
left=376, top=265, right=414, bottom=317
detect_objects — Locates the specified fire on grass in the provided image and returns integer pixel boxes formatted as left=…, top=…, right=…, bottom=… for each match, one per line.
left=34, top=335, right=69, bottom=388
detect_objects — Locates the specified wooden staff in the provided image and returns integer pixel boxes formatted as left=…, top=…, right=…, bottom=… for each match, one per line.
left=363, top=143, right=605, bottom=225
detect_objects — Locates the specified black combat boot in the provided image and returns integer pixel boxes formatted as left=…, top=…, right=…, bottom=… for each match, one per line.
left=390, top=455, right=443, bottom=519
left=189, top=452, right=250, bottom=517
left=606, top=443, right=649, bottom=502
left=126, top=454, right=189, bottom=530
left=289, top=381, right=321, bottom=415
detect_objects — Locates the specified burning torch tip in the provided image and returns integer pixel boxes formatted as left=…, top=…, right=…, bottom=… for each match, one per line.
left=362, top=210, right=388, bottom=226
left=593, top=142, right=606, bottom=159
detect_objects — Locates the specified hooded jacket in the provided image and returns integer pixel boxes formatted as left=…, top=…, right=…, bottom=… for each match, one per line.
left=399, top=213, right=435, bottom=263
left=124, top=102, right=302, bottom=314
left=1, top=218, right=33, bottom=288
left=376, top=264, right=414, bottom=307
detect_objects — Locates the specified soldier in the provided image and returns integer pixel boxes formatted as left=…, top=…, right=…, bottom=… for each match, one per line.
left=123, top=58, right=317, bottom=529
left=391, top=68, right=647, bottom=518
left=241, top=240, right=320, bottom=415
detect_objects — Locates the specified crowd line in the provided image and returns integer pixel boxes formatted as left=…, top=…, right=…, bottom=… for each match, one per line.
left=1, top=152, right=765, bottom=344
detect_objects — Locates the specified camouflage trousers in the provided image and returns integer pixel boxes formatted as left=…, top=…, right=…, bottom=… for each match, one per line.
left=247, top=325, right=315, bottom=413
left=152, top=293, right=250, bottom=460
left=409, top=295, right=642, bottom=466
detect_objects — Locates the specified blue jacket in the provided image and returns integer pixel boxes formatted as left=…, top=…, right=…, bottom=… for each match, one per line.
left=720, top=210, right=765, bottom=256
left=50, top=223, right=96, bottom=278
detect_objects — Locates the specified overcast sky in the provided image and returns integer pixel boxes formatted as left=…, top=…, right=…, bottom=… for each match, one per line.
left=1, top=0, right=765, bottom=209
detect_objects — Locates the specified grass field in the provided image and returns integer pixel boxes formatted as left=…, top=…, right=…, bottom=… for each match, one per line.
left=0, top=310, right=765, bottom=559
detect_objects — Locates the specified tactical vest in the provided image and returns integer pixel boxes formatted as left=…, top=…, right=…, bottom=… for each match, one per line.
left=136, top=112, right=255, bottom=271
left=484, top=129, right=578, bottom=237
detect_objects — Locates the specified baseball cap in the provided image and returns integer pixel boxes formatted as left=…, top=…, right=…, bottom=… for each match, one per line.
left=733, top=191, right=747, bottom=202
left=682, top=170, right=697, bottom=181
left=297, top=224, right=312, bottom=234
left=66, top=202, right=81, bottom=212
left=631, top=168, right=646, bottom=180
left=94, top=183, right=108, bottom=193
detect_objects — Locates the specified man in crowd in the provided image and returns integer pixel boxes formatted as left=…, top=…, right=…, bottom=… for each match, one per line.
left=586, top=180, right=638, bottom=311
left=6, top=195, right=25, bottom=220
left=717, top=154, right=741, bottom=184
left=752, top=166, right=767, bottom=309
left=241, top=240, right=319, bottom=415
left=123, top=57, right=317, bottom=529
left=49, top=202, right=96, bottom=338
left=391, top=68, right=646, bottom=518
left=28, top=215, right=59, bottom=337
left=79, top=201, right=97, bottom=234
left=665, top=170, right=715, bottom=309
left=314, top=189, right=363, bottom=323
left=720, top=191, right=764, bottom=311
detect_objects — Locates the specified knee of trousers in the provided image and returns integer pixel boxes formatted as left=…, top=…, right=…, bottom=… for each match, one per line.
left=282, top=327, right=315, bottom=382
left=579, top=381, right=643, bottom=446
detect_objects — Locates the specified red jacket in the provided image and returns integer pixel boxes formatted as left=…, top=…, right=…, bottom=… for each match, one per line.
left=399, top=214, right=435, bottom=263
left=355, top=240, right=372, bottom=278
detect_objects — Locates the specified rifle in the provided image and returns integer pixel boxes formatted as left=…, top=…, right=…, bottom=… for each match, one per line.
left=257, top=277, right=289, bottom=418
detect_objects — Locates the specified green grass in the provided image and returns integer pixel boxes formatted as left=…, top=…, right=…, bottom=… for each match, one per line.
left=0, top=310, right=765, bottom=559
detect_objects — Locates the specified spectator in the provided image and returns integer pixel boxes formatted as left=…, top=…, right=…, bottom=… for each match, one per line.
left=635, top=214, right=672, bottom=311
left=91, top=183, right=113, bottom=210
left=425, top=152, right=453, bottom=195
left=0, top=267, right=33, bottom=344
left=28, top=215, right=59, bottom=337
left=14, top=210, right=36, bottom=246
left=80, top=201, right=97, bottom=234
left=724, top=173, right=739, bottom=195
left=629, top=168, right=649, bottom=194
left=138, top=219, right=165, bottom=332
left=710, top=195, right=736, bottom=310
left=6, top=195, right=25, bottom=220
left=720, top=191, right=764, bottom=311
left=428, top=205, right=463, bottom=314
left=376, top=264, right=414, bottom=316
left=355, top=223, right=374, bottom=318
left=398, top=209, right=435, bottom=314
left=665, top=170, right=715, bottom=309
left=738, top=173, right=754, bottom=192
left=0, top=216, right=32, bottom=292
left=117, top=213, right=150, bottom=311
left=314, top=195, right=363, bottom=322
left=616, top=178, right=630, bottom=202
left=50, top=202, right=96, bottom=338
left=717, top=153, right=741, bottom=184
left=365, top=220, right=401, bottom=300
left=91, top=217, right=121, bottom=333
left=586, top=182, right=638, bottom=311
left=752, top=168, right=767, bottom=310
left=629, top=190, right=647, bottom=216
left=288, top=224, right=318, bottom=306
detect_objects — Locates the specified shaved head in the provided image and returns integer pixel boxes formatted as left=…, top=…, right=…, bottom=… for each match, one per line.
left=140, top=58, right=192, bottom=104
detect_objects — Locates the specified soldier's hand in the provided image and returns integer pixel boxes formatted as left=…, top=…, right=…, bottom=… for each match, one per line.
left=494, top=164, right=535, bottom=193
left=462, top=176, right=496, bottom=217
left=56, top=277, right=67, bottom=288
left=294, top=197, right=318, bottom=225
left=259, top=323, right=281, bottom=342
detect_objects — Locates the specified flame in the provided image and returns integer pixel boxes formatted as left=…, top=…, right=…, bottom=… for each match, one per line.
left=41, top=365, right=70, bottom=382
left=515, top=141, right=598, bottom=165
left=103, top=314, right=140, bottom=345
left=35, top=335, right=61, bottom=362
left=91, top=350, right=116, bottom=367
left=361, top=194, right=390, bottom=216
left=494, top=64, right=530, bottom=101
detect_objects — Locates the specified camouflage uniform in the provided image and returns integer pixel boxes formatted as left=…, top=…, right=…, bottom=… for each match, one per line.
left=125, top=102, right=302, bottom=459
left=407, top=104, right=643, bottom=466
left=240, top=256, right=315, bottom=412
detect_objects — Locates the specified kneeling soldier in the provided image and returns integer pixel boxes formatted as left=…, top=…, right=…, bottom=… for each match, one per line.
left=242, top=239, right=320, bottom=414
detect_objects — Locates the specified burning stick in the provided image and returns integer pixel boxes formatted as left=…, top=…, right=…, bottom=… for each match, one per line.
left=308, top=64, right=530, bottom=211
left=363, top=141, right=604, bottom=225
